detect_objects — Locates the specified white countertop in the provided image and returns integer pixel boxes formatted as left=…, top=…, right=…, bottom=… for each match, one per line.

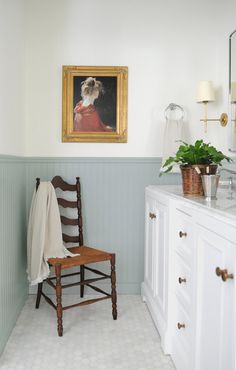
left=148, top=185, right=236, bottom=223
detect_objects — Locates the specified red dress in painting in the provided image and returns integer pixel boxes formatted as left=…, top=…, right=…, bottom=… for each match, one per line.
left=73, top=101, right=112, bottom=132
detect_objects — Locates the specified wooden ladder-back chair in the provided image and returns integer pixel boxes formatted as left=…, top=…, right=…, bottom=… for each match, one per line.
left=35, top=176, right=117, bottom=336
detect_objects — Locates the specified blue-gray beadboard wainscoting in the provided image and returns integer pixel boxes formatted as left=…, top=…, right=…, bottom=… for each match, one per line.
left=0, top=155, right=28, bottom=355
left=0, top=156, right=180, bottom=355
left=25, top=157, right=180, bottom=295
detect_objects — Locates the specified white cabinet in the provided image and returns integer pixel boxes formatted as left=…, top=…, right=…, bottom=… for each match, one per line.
left=142, top=189, right=170, bottom=352
left=195, top=222, right=236, bottom=370
left=142, top=186, right=236, bottom=370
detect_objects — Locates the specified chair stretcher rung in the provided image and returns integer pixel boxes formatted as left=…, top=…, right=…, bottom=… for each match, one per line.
left=41, top=292, right=56, bottom=310
left=86, top=283, right=111, bottom=296
left=46, top=278, right=56, bottom=289
left=84, top=266, right=110, bottom=278
left=62, top=296, right=110, bottom=311
left=61, top=276, right=109, bottom=289
left=49, top=271, right=81, bottom=280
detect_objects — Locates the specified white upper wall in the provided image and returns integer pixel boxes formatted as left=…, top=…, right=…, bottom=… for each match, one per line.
left=11, top=0, right=236, bottom=156
left=0, top=0, right=26, bottom=155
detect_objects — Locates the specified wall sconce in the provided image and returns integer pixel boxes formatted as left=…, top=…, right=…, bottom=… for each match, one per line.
left=197, top=80, right=228, bottom=133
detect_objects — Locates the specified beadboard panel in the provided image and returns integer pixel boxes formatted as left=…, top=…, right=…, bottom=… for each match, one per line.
left=0, top=156, right=28, bottom=355
left=1, top=156, right=235, bottom=355
left=25, top=157, right=181, bottom=295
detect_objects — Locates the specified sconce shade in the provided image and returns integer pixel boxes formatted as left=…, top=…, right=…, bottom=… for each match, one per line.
left=197, top=80, right=215, bottom=102
left=231, top=81, right=236, bottom=102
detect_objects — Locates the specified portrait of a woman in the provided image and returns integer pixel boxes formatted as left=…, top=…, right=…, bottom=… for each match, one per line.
left=73, top=77, right=113, bottom=132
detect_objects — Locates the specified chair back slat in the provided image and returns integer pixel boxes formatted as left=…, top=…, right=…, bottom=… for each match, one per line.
left=52, top=176, right=83, bottom=246
left=60, top=216, right=78, bottom=226
left=36, top=176, right=84, bottom=246
left=52, top=176, right=77, bottom=191
left=57, top=198, right=77, bottom=208
left=62, top=234, right=80, bottom=243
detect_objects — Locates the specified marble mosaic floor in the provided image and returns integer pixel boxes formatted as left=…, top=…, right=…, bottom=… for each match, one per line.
left=0, top=295, right=175, bottom=370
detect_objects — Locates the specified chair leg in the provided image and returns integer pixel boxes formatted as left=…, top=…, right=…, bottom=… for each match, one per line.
left=111, top=254, right=117, bottom=320
left=35, top=282, right=43, bottom=309
left=55, top=263, right=63, bottom=337
left=80, top=265, right=84, bottom=298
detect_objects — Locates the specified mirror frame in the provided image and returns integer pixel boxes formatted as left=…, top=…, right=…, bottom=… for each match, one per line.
left=228, top=29, right=236, bottom=151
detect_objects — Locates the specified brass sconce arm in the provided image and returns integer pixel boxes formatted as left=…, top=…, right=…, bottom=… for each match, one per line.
left=199, top=101, right=228, bottom=132
left=200, top=113, right=228, bottom=127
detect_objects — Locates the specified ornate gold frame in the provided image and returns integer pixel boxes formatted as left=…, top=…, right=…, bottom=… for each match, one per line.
left=62, top=66, right=128, bottom=142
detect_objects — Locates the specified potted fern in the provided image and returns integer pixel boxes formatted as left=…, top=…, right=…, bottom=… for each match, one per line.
left=160, top=140, right=232, bottom=195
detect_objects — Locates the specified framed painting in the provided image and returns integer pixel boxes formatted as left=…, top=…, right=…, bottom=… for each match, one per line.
left=62, top=66, right=128, bottom=142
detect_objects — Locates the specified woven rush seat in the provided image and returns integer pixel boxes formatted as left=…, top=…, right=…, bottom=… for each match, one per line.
left=48, top=246, right=113, bottom=269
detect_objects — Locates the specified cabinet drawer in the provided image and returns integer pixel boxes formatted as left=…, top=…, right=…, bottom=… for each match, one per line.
left=174, top=252, right=192, bottom=308
left=172, top=301, right=192, bottom=370
left=172, top=334, right=191, bottom=370
left=173, top=209, right=194, bottom=262
left=174, top=298, right=191, bottom=342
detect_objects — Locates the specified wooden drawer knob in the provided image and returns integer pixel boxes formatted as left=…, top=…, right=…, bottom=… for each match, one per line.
left=216, top=267, right=234, bottom=282
left=178, top=277, right=187, bottom=284
left=177, top=322, right=185, bottom=330
left=149, top=212, right=156, bottom=219
left=179, top=231, right=187, bottom=238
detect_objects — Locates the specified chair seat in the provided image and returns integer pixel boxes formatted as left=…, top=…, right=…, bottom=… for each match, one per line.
left=48, top=246, right=113, bottom=269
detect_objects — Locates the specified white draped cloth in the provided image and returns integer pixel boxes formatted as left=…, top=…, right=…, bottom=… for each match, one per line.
left=162, top=118, right=184, bottom=173
left=27, top=182, right=79, bottom=285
